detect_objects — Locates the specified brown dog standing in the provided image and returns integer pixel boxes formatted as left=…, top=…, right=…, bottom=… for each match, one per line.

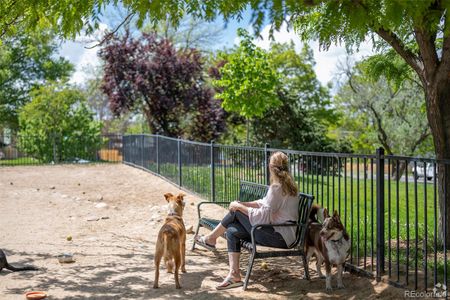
left=306, top=208, right=350, bottom=291
left=153, top=193, right=186, bottom=289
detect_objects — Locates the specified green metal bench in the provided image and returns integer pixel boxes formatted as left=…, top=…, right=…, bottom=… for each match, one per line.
left=192, top=180, right=314, bottom=290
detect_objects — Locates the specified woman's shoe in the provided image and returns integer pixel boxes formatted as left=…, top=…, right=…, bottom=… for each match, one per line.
left=194, top=235, right=216, bottom=251
left=216, top=277, right=244, bottom=290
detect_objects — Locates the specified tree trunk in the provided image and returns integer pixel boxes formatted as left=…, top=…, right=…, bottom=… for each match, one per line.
left=426, top=80, right=450, bottom=244
left=391, top=160, right=407, bottom=180
left=246, top=118, right=250, bottom=145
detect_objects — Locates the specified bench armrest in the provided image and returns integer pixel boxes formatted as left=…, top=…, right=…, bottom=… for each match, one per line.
left=197, top=201, right=230, bottom=220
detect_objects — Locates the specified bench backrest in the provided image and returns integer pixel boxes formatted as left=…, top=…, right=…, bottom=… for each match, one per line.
left=290, top=192, right=314, bottom=249
left=239, top=181, right=269, bottom=202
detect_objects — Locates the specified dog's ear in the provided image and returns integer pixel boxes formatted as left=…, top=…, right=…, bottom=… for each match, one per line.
left=164, top=193, right=174, bottom=202
left=323, top=208, right=329, bottom=218
left=176, top=193, right=186, bottom=205
left=333, top=210, right=339, bottom=218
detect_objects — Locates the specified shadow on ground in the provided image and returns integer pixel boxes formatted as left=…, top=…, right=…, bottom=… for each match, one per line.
left=1, top=243, right=406, bottom=300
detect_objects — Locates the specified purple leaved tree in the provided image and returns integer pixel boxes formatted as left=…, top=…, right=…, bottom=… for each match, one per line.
left=99, top=32, right=225, bottom=141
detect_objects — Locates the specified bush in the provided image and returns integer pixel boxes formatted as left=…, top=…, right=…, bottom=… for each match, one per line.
left=18, top=83, right=102, bottom=162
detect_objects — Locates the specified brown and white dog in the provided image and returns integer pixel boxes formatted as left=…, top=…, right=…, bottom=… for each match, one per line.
left=153, top=193, right=186, bottom=289
left=306, top=206, right=350, bottom=291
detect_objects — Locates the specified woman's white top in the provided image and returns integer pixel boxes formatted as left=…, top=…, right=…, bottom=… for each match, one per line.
left=248, top=184, right=299, bottom=247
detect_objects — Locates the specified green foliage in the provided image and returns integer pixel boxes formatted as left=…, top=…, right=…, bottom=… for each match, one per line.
left=124, top=114, right=151, bottom=134
left=335, top=61, right=432, bottom=156
left=269, top=42, right=337, bottom=126
left=0, top=1, right=105, bottom=39
left=18, top=83, right=101, bottom=162
left=2, top=1, right=441, bottom=51
left=212, top=41, right=344, bottom=151
left=250, top=42, right=342, bottom=152
left=251, top=92, right=330, bottom=151
left=360, top=50, right=416, bottom=90
left=213, top=28, right=281, bottom=119
left=1, top=1, right=447, bottom=86
left=0, top=28, right=73, bottom=129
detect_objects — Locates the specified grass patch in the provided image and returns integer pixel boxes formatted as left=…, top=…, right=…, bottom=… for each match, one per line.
left=0, top=157, right=41, bottom=165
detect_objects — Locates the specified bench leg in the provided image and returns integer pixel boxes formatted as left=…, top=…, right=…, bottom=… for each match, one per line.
left=243, top=252, right=256, bottom=291
left=302, top=254, right=310, bottom=280
left=191, top=223, right=201, bottom=251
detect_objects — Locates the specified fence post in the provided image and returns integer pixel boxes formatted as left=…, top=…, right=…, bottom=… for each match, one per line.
left=265, top=143, right=270, bottom=185
left=211, top=140, right=216, bottom=202
left=156, top=135, right=160, bottom=174
left=376, top=147, right=385, bottom=281
left=178, top=136, right=182, bottom=187
left=141, top=134, right=144, bottom=167
left=122, top=135, right=125, bottom=163
left=52, top=132, right=57, bottom=163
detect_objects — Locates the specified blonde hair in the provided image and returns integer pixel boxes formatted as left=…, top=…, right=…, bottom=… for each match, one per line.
left=269, top=151, right=298, bottom=196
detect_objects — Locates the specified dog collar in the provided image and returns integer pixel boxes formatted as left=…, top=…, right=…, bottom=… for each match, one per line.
left=330, top=236, right=343, bottom=243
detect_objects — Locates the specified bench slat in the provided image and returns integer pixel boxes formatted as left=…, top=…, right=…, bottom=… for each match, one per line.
left=238, top=181, right=269, bottom=202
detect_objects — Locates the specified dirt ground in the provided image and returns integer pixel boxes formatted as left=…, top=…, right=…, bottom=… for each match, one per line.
left=0, top=164, right=406, bottom=299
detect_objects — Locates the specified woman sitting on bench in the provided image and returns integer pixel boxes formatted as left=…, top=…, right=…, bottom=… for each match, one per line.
left=195, top=151, right=299, bottom=290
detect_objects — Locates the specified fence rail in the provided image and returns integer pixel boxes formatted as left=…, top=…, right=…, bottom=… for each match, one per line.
left=123, top=133, right=449, bottom=293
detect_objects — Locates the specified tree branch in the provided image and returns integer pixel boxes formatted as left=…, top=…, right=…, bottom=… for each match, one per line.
left=375, top=28, right=424, bottom=79
left=410, top=127, right=430, bottom=154
left=85, top=13, right=135, bottom=49
left=0, top=14, right=21, bottom=38
left=414, top=26, right=438, bottom=79
left=368, top=103, right=393, bottom=154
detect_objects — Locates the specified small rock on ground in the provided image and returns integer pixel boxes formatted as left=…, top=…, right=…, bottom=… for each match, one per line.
left=95, top=202, right=108, bottom=209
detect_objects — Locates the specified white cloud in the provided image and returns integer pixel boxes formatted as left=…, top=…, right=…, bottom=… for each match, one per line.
left=253, top=22, right=375, bottom=89
left=59, top=23, right=108, bottom=85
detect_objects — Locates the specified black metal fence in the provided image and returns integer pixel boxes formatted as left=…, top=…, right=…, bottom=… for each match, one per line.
left=0, top=134, right=123, bottom=165
left=123, top=134, right=449, bottom=294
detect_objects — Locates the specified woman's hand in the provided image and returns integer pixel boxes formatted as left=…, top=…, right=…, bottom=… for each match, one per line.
left=229, top=201, right=249, bottom=215
left=229, top=201, right=240, bottom=212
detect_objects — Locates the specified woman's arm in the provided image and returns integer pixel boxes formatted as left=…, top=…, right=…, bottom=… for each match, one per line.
left=246, top=185, right=283, bottom=225
left=229, top=201, right=250, bottom=215
left=238, top=200, right=261, bottom=208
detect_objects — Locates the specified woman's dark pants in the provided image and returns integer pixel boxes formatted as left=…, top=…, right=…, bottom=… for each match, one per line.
left=220, top=211, right=287, bottom=252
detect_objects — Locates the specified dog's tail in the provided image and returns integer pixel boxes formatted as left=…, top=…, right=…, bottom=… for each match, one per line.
left=309, top=204, right=325, bottom=223
left=162, top=232, right=170, bottom=257
left=162, top=230, right=179, bottom=258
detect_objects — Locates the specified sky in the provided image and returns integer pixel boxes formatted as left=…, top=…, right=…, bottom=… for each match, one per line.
left=58, top=7, right=375, bottom=91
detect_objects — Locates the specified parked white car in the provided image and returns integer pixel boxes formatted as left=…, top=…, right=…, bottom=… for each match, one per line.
left=413, top=163, right=434, bottom=180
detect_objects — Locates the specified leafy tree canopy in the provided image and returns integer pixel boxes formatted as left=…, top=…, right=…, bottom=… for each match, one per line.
left=213, top=28, right=281, bottom=119
left=2, top=1, right=444, bottom=47
left=0, top=28, right=73, bottom=130
left=251, top=42, right=345, bottom=152
left=99, top=32, right=226, bottom=141
left=18, top=83, right=102, bottom=162
left=336, top=61, right=431, bottom=156
left=269, top=42, right=336, bottom=126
